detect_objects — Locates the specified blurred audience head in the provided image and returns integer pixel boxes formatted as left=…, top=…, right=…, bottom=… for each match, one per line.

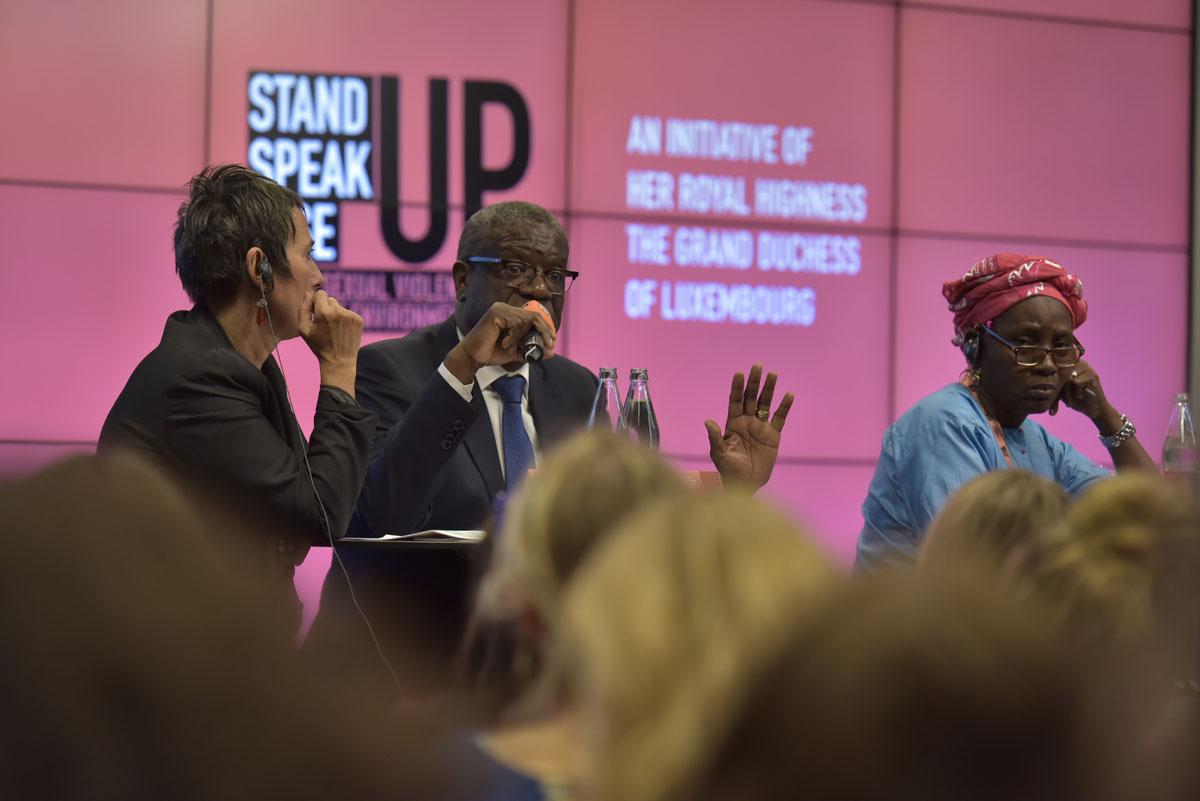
left=465, top=432, right=688, bottom=715
left=557, top=491, right=837, bottom=801
left=1026, top=473, right=1200, bottom=675
left=920, top=468, right=1071, bottom=575
left=683, top=569, right=1153, bottom=801
left=0, top=454, right=447, bottom=801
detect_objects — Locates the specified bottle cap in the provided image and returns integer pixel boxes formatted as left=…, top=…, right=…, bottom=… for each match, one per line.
left=598, top=367, right=618, bottom=379
left=629, top=368, right=649, bottom=380
left=1177, top=392, right=1190, bottom=404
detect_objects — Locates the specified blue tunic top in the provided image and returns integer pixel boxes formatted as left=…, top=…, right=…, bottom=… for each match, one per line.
left=855, top=383, right=1109, bottom=571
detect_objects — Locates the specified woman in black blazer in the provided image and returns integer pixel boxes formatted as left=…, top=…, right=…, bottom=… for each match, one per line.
left=99, top=164, right=375, bottom=614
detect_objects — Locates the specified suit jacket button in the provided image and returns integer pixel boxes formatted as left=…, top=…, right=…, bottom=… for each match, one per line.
left=441, top=438, right=453, bottom=450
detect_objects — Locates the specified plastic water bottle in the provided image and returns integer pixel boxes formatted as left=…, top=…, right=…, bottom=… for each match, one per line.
left=1162, top=393, right=1197, bottom=475
left=587, top=368, right=624, bottom=431
left=621, top=368, right=660, bottom=449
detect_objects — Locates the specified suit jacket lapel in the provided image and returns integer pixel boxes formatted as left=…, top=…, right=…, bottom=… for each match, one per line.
left=194, top=303, right=294, bottom=447
left=529, top=361, right=575, bottom=451
left=260, top=356, right=298, bottom=448
left=462, top=383, right=506, bottom=499
left=430, top=316, right=460, bottom=366
left=429, top=315, right=504, bottom=497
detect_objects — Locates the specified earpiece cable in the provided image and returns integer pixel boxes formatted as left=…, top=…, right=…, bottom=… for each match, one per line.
left=261, top=286, right=403, bottom=695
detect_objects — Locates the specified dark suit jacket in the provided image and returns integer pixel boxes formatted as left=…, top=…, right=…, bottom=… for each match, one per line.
left=306, top=316, right=595, bottom=693
left=98, top=303, right=377, bottom=562
left=350, top=315, right=598, bottom=536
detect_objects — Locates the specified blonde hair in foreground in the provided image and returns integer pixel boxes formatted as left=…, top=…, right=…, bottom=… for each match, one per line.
left=1029, top=472, right=1200, bottom=666
left=558, top=491, right=838, bottom=801
left=476, top=431, right=687, bottom=627
left=920, top=468, right=1070, bottom=574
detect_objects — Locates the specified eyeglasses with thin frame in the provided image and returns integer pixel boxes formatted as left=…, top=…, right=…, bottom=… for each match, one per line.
left=981, top=326, right=1084, bottom=368
left=465, top=256, right=579, bottom=295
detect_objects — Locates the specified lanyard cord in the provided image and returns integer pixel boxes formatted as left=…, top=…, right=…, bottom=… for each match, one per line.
left=961, top=377, right=1016, bottom=469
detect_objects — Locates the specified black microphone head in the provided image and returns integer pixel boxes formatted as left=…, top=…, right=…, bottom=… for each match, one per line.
left=522, top=339, right=544, bottom=362
left=520, top=300, right=551, bottom=362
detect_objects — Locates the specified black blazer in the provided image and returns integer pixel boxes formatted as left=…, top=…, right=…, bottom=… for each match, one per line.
left=351, top=315, right=598, bottom=536
left=98, top=304, right=376, bottom=559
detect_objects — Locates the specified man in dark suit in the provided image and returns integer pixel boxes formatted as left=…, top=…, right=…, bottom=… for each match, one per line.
left=306, top=201, right=586, bottom=689
left=345, top=199, right=793, bottom=541
left=308, top=201, right=794, bottom=691
left=349, top=201, right=592, bottom=537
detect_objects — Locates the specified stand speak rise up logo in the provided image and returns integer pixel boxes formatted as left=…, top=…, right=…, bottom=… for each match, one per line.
left=246, top=71, right=532, bottom=331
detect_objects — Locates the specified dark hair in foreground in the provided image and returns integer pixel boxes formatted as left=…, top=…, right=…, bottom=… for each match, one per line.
left=174, top=163, right=303, bottom=308
left=682, top=571, right=1163, bottom=801
left=0, top=454, right=461, bottom=801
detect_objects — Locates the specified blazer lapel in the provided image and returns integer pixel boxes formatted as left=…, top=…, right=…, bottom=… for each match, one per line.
left=430, top=316, right=461, bottom=365
left=428, top=315, right=504, bottom=498
left=261, top=356, right=299, bottom=447
left=194, top=303, right=295, bottom=448
left=529, top=361, right=575, bottom=451
left=462, top=376, right=507, bottom=500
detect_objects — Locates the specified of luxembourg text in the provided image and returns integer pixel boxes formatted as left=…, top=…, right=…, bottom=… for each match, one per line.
left=624, top=279, right=816, bottom=326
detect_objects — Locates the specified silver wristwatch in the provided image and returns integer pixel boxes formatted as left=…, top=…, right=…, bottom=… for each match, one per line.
left=1098, top=415, right=1135, bottom=449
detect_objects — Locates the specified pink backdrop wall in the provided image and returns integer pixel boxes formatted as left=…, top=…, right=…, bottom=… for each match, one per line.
left=1, top=0, right=1192, bottom=627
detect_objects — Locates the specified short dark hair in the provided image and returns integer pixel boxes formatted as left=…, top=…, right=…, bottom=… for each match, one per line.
left=173, top=164, right=304, bottom=307
left=456, top=201, right=568, bottom=262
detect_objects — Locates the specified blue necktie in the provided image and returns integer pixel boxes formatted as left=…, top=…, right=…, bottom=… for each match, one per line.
left=491, top=374, right=535, bottom=492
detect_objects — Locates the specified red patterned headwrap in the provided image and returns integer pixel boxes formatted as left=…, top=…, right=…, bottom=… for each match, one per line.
left=942, top=253, right=1087, bottom=347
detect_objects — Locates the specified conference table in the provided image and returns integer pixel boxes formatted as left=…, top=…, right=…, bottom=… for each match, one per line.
left=312, top=532, right=485, bottom=697
left=313, top=471, right=719, bottom=697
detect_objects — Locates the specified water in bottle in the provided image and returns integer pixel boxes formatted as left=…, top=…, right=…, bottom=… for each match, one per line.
left=1162, top=392, right=1197, bottom=475
left=621, top=368, right=660, bottom=449
left=587, top=367, right=624, bottom=431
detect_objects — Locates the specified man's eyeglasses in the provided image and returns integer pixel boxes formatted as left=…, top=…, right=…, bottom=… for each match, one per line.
left=981, top=326, right=1084, bottom=368
left=465, top=256, right=579, bottom=295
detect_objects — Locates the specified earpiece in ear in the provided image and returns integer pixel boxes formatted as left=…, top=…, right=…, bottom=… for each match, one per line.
left=962, top=329, right=981, bottom=366
left=259, top=258, right=275, bottom=295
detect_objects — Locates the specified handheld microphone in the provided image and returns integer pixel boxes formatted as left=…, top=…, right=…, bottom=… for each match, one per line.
left=521, top=300, right=554, bottom=362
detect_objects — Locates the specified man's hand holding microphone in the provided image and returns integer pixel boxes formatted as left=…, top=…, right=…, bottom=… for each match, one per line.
left=444, top=301, right=557, bottom=384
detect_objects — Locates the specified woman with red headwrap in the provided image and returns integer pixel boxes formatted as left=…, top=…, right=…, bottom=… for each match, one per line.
left=855, top=253, right=1156, bottom=571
